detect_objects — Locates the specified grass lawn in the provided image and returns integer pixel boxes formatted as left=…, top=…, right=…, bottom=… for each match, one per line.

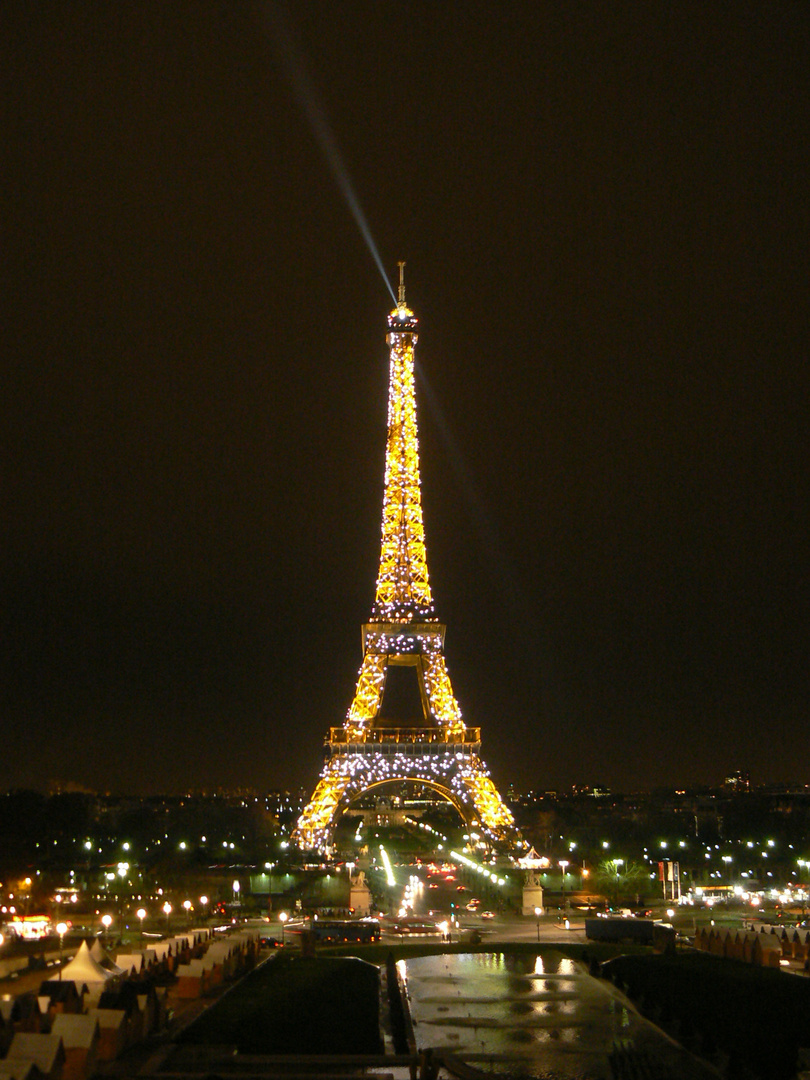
left=178, top=953, right=383, bottom=1055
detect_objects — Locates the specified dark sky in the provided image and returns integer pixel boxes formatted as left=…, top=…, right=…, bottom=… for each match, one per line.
left=3, top=2, right=809, bottom=797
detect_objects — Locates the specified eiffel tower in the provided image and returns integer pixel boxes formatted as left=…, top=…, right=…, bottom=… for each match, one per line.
left=293, top=266, right=524, bottom=856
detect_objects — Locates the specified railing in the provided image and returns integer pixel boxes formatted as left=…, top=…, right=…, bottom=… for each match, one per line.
left=327, top=726, right=481, bottom=746
left=160, top=1052, right=480, bottom=1080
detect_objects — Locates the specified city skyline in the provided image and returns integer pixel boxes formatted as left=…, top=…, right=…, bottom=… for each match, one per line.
left=3, top=3, right=809, bottom=796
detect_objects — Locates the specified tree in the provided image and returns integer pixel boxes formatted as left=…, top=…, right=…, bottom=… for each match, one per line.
left=594, top=859, right=648, bottom=908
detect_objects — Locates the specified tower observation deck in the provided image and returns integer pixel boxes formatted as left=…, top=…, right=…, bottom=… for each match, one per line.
left=292, top=266, right=525, bottom=856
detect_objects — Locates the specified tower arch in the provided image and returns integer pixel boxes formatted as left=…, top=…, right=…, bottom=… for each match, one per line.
left=329, top=776, right=474, bottom=834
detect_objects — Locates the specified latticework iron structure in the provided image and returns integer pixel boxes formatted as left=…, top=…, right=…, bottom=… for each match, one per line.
left=293, top=267, right=524, bottom=855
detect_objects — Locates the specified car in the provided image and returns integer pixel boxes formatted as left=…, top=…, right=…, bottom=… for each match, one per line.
left=480, top=911, right=496, bottom=920
left=466, top=899, right=481, bottom=911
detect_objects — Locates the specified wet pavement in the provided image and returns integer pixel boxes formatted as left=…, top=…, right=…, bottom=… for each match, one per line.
left=401, top=951, right=720, bottom=1079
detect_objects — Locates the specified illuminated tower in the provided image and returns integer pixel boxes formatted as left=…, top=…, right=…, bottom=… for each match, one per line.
left=293, top=265, right=523, bottom=855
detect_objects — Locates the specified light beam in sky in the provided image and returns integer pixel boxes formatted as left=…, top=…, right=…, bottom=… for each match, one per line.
left=262, top=2, right=396, bottom=304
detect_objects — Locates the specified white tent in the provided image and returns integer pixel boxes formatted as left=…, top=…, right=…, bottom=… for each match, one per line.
left=58, top=940, right=116, bottom=993
left=90, top=940, right=126, bottom=975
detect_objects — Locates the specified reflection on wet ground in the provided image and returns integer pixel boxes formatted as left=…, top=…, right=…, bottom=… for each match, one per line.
left=401, top=951, right=719, bottom=1079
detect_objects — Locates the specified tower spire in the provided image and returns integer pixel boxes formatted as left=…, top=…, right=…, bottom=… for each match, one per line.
left=376, top=270, right=429, bottom=621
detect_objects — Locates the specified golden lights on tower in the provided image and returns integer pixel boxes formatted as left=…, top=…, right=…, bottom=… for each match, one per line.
left=293, top=267, right=523, bottom=854
left=373, top=293, right=432, bottom=621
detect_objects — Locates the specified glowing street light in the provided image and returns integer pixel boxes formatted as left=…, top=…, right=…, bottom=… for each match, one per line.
left=535, top=905, right=541, bottom=941
left=56, top=922, right=68, bottom=979
left=183, top=899, right=192, bottom=924
left=162, top=901, right=172, bottom=930
left=559, top=860, right=569, bottom=915
left=136, top=907, right=146, bottom=944
left=101, top=914, right=112, bottom=944
left=722, top=855, right=733, bottom=885
left=278, top=911, right=288, bottom=945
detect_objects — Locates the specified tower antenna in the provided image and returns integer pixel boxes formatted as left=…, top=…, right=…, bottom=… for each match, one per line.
left=397, top=261, right=406, bottom=306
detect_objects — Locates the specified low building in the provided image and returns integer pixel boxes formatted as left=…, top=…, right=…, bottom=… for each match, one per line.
left=5, top=1032, right=66, bottom=1080
left=50, top=1015, right=99, bottom=1080
left=85, top=1009, right=126, bottom=1062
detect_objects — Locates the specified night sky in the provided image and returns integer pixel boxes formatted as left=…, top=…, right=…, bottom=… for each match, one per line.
left=3, top=3, right=809, bottom=797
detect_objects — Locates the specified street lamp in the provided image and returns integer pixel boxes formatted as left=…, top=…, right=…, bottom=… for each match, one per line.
left=722, top=855, right=733, bottom=888
left=798, top=863, right=808, bottom=920
left=278, top=911, right=288, bottom=945
left=136, top=907, right=146, bottom=944
left=101, top=914, right=112, bottom=944
left=56, top=922, right=68, bottom=979
left=163, top=901, right=172, bottom=931
left=534, top=905, right=541, bottom=942
left=183, top=899, right=192, bottom=925
left=559, top=860, right=569, bottom=916
left=614, top=859, right=624, bottom=910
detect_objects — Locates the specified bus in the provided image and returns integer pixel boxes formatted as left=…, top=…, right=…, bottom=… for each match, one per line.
left=309, top=919, right=380, bottom=943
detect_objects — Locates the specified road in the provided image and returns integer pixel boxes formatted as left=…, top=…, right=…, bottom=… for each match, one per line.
left=364, top=852, right=593, bottom=945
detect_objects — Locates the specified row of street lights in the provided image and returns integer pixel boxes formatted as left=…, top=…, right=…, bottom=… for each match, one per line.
left=55, top=893, right=219, bottom=980
left=92, top=894, right=213, bottom=945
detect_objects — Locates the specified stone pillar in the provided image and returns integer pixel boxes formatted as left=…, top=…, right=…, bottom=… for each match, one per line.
left=522, top=871, right=545, bottom=916
left=349, top=871, right=372, bottom=917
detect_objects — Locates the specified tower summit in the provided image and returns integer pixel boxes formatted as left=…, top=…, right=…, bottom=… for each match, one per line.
left=373, top=260, right=432, bottom=625
left=293, top=269, right=523, bottom=855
